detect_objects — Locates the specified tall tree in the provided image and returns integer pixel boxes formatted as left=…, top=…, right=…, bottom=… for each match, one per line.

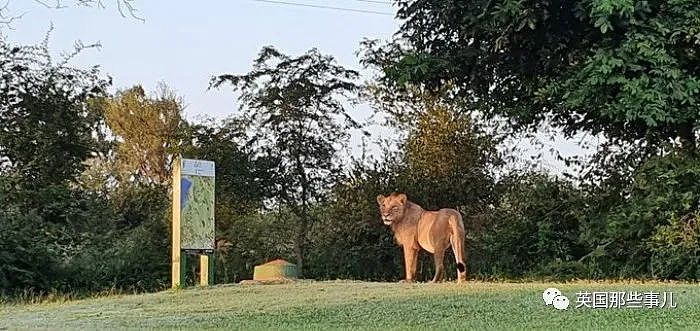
left=211, top=46, right=360, bottom=275
left=0, top=34, right=108, bottom=189
left=362, top=0, right=700, bottom=156
left=99, top=83, right=185, bottom=184
left=0, top=34, right=119, bottom=294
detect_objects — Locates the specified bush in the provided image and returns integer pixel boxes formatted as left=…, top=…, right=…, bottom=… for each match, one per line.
left=0, top=208, right=59, bottom=295
left=76, top=184, right=171, bottom=293
left=585, top=154, right=700, bottom=279
left=528, top=260, right=589, bottom=281
left=470, top=172, right=587, bottom=278
left=62, top=214, right=170, bottom=293
left=648, top=212, right=700, bottom=280
left=1, top=182, right=172, bottom=296
left=304, top=202, right=403, bottom=282
left=214, top=211, right=296, bottom=283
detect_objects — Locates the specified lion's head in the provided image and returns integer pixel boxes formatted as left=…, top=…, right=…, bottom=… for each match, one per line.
left=376, top=192, right=408, bottom=226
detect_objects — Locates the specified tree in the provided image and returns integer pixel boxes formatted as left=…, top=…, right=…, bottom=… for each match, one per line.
left=362, top=74, right=502, bottom=212
left=0, top=35, right=124, bottom=294
left=211, top=46, right=360, bottom=275
left=99, top=83, right=185, bottom=185
left=400, top=93, right=500, bottom=213
left=0, top=34, right=108, bottom=190
left=362, top=0, right=700, bottom=155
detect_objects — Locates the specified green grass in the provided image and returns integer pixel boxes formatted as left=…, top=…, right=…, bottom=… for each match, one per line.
left=2, top=280, right=699, bottom=330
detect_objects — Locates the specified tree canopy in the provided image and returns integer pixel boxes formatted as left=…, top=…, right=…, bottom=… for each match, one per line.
left=362, top=0, right=700, bottom=153
left=0, top=35, right=108, bottom=188
left=99, top=83, right=185, bottom=184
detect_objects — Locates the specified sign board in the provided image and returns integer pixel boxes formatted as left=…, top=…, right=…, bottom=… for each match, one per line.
left=172, top=157, right=216, bottom=288
left=179, top=159, right=215, bottom=250
left=182, top=159, right=216, bottom=177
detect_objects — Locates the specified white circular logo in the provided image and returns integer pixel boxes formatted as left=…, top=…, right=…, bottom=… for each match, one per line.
left=542, top=287, right=562, bottom=305
left=553, top=295, right=570, bottom=310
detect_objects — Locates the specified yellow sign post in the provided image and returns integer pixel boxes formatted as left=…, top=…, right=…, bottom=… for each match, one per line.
left=172, top=157, right=216, bottom=288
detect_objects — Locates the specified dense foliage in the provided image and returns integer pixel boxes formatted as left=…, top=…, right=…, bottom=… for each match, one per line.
left=363, top=0, right=700, bottom=151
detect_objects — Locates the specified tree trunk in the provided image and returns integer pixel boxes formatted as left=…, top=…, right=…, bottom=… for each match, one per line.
left=292, top=146, right=310, bottom=278
left=293, top=220, right=307, bottom=277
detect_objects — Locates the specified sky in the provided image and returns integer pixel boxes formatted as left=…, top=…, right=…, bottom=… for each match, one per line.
left=4, top=0, right=588, bottom=174
left=6, top=1, right=397, bottom=117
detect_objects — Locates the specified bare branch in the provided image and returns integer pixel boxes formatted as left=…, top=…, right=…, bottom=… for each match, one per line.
left=116, top=0, right=143, bottom=21
left=76, top=0, right=105, bottom=9
left=1, top=0, right=142, bottom=29
left=33, top=0, right=67, bottom=9
left=77, top=0, right=143, bottom=21
left=0, top=0, right=26, bottom=29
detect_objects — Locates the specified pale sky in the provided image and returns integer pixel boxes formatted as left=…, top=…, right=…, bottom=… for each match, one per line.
left=4, top=0, right=588, bottom=174
left=6, top=1, right=396, bottom=117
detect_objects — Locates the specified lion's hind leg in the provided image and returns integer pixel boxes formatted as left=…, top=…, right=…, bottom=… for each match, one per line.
left=448, top=215, right=468, bottom=283
left=430, top=250, right=445, bottom=283
left=450, top=236, right=467, bottom=283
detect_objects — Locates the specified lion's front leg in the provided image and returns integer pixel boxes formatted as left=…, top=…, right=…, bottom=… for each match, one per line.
left=402, top=246, right=419, bottom=282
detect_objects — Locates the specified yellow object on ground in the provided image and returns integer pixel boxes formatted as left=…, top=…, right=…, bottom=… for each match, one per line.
left=252, top=259, right=298, bottom=281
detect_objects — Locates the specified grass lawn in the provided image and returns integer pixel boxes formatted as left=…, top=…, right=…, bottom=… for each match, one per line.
left=1, top=280, right=699, bottom=330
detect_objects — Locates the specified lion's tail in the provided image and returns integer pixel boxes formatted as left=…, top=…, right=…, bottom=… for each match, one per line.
left=448, top=211, right=467, bottom=277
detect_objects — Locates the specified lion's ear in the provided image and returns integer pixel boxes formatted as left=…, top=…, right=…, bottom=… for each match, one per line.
left=376, top=194, right=385, bottom=204
left=397, top=193, right=407, bottom=205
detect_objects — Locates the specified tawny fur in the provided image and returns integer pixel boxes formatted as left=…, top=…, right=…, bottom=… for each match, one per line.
left=377, top=192, right=467, bottom=283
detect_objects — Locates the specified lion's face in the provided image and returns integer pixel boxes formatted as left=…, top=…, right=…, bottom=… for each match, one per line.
left=376, top=193, right=408, bottom=226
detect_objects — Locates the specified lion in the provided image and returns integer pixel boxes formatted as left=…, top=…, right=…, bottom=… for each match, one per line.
left=377, top=192, right=467, bottom=283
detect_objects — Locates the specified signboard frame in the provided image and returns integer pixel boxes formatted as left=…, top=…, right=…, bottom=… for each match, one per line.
left=172, top=157, right=216, bottom=288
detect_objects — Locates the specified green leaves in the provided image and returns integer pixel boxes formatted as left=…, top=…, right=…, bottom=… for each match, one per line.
left=373, top=0, right=700, bottom=153
left=587, top=0, right=640, bottom=33
left=0, top=37, right=109, bottom=187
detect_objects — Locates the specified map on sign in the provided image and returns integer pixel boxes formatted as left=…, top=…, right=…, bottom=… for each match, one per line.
left=180, top=159, right=215, bottom=250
